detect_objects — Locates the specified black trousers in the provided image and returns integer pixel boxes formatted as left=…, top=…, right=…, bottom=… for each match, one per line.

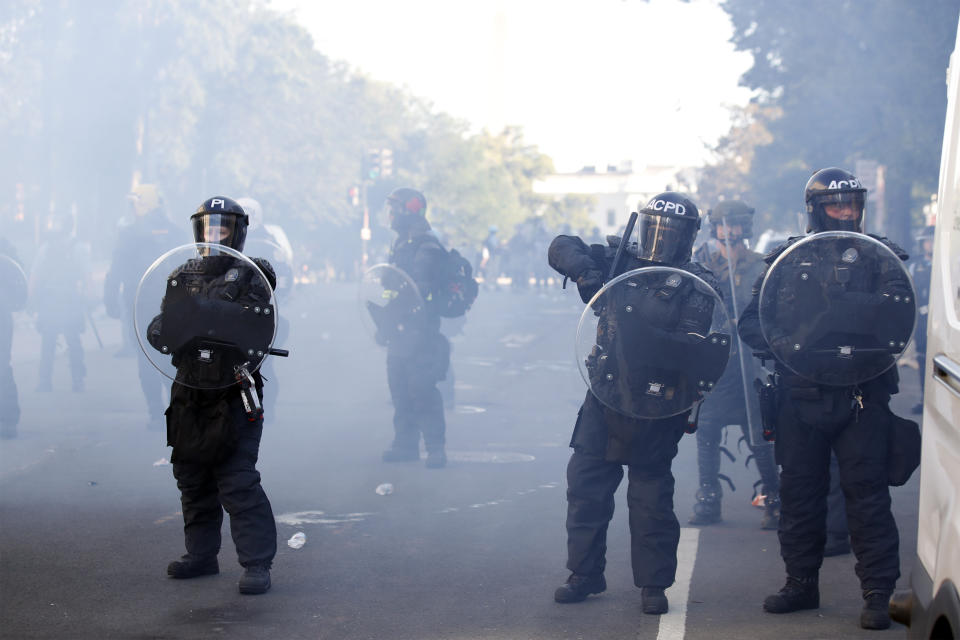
left=386, top=332, right=449, bottom=453
left=565, top=424, right=685, bottom=588
left=775, top=391, right=899, bottom=592
left=695, top=384, right=779, bottom=497
left=172, top=417, right=277, bottom=568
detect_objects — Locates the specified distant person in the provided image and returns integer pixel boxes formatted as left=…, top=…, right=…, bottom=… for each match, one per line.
left=147, top=196, right=278, bottom=595
left=477, top=225, right=500, bottom=289
left=548, top=192, right=722, bottom=615
left=377, top=188, right=450, bottom=468
left=687, top=199, right=780, bottom=529
left=30, top=205, right=89, bottom=393
left=0, top=237, right=27, bottom=438
left=909, top=225, right=934, bottom=414
left=104, top=184, right=181, bottom=429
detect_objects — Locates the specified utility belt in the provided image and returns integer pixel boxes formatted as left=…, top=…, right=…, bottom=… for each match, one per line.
left=754, top=368, right=877, bottom=442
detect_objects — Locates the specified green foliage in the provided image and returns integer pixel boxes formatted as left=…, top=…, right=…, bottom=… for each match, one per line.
left=0, top=0, right=562, bottom=262
left=713, top=0, right=959, bottom=239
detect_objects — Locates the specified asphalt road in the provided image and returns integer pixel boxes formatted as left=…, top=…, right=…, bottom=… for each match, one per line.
left=0, top=280, right=921, bottom=639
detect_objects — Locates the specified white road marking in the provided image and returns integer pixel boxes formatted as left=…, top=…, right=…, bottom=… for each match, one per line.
left=654, top=527, right=700, bottom=640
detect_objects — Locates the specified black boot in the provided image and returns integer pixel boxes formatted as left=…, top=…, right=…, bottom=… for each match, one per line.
left=554, top=573, right=606, bottom=603
left=167, top=555, right=219, bottom=579
left=763, top=576, right=819, bottom=613
left=689, top=485, right=722, bottom=525
left=641, top=587, right=668, bottom=614
left=238, top=565, right=271, bottom=595
left=760, top=494, right=780, bottom=530
left=860, top=591, right=891, bottom=630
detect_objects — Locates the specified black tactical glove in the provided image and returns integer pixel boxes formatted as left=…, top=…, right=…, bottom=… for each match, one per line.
left=576, top=269, right=605, bottom=304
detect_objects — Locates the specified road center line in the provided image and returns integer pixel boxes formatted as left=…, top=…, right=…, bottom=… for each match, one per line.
left=653, top=527, right=699, bottom=640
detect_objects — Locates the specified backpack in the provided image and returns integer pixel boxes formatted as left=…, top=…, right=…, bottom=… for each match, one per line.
left=434, top=247, right=479, bottom=317
left=411, top=235, right=478, bottom=317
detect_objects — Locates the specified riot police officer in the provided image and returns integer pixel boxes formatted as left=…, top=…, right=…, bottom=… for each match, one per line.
left=738, top=168, right=910, bottom=630
left=30, top=206, right=89, bottom=392
left=380, top=187, right=450, bottom=469
left=688, top=200, right=780, bottom=528
left=147, top=196, right=277, bottom=595
left=548, top=192, right=722, bottom=615
left=104, top=184, right=181, bottom=429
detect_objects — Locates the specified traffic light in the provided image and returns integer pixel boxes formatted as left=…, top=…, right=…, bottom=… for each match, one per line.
left=380, top=148, right=393, bottom=177
left=363, top=149, right=381, bottom=180
left=361, top=148, right=393, bottom=181
left=347, top=185, right=360, bottom=207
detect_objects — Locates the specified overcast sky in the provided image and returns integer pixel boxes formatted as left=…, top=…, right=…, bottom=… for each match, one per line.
left=268, top=0, right=753, bottom=172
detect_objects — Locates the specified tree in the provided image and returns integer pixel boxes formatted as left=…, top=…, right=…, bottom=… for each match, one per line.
left=0, top=0, right=569, bottom=273
left=718, top=0, right=960, bottom=242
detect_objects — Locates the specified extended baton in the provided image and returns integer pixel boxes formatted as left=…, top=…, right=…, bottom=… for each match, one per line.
left=607, top=211, right=639, bottom=280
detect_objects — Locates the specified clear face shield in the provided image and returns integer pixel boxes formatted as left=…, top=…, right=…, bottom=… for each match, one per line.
left=637, top=212, right=692, bottom=264
left=813, top=191, right=866, bottom=232
left=191, top=213, right=246, bottom=255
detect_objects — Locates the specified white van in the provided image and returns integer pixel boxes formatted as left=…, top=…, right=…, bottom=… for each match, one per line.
left=889, top=14, right=960, bottom=640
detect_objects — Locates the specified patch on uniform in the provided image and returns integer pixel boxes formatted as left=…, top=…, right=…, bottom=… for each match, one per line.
left=841, top=247, right=859, bottom=264
left=665, top=274, right=682, bottom=288
left=225, top=268, right=240, bottom=282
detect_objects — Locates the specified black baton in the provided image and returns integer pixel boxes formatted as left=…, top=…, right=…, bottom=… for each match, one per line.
left=607, top=211, right=639, bottom=280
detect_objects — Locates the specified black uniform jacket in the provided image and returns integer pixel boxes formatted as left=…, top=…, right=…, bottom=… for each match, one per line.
left=738, top=233, right=909, bottom=398
left=549, top=234, right=722, bottom=463
left=148, top=254, right=276, bottom=464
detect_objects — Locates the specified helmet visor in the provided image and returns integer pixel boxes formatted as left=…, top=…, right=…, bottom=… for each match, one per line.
left=637, top=212, right=694, bottom=264
left=812, top=191, right=865, bottom=231
left=192, top=213, right=245, bottom=252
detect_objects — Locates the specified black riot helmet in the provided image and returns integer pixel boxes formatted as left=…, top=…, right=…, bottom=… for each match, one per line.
left=708, top=199, right=755, bottom=242
left=804, top=167, right=866, bottom=233
left=190, top=196, right=248, bottom=251
left=385, top=187, right=427, bottom=232
left=636, top=192, right=701, bottom=265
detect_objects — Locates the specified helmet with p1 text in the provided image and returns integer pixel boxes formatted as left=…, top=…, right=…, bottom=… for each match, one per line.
left=190, top=196, right=248, bottom=251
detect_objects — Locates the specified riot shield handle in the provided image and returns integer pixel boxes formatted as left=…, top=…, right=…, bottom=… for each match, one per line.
left=607, top=212, right=639, bottom=281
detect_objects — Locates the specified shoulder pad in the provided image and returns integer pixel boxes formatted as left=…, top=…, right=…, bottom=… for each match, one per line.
left=168, top=258, right=204, bottom=279
left=680, top=261, right=721, bottom=292
left=252, top=257, right=278, bottom=289
left=866, top=233, right=909, bottom=261
left=414, top=233, right=445, bottom=253
left=763, top=236, right=805, bottom=264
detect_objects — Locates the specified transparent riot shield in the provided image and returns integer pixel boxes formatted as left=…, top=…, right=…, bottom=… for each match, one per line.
left=358, top=263, right=425, bottom=347
left=759, top=231, right=916, bottom=386
left=575, top=266, right=732, bottom=419
left=134, top=243, right=278, bottom=390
